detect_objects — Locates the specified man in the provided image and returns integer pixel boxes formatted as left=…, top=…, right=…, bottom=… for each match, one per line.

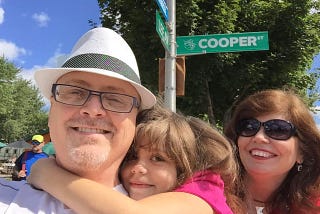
left=0, top=27, right=156, bottom=213
left=12, top=134, right=48, bottom=181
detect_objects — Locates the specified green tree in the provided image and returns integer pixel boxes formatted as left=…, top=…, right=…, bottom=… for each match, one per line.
left=0, top=57, right=48, bottom=143
left=98, top=0, right=320, bottom=125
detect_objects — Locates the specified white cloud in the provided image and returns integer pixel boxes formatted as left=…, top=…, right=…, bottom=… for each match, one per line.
left=0, top=39, right=27, bottom=60
left=310, top=0, right=320, bottom=14
left=18, top=46, right=68, bottom=109
left=19, top=65, right=50, bottom=108
left=310, top=8, right=319, bottom=14
left=1, top=42, right=66, bottom=109
left=0, top=7, right=4, bottom=24
left=19, top=46, right=68, bottom=84
left=32, top=12, right=50, bottom=27
left=46, top=44, right=69, bottom=67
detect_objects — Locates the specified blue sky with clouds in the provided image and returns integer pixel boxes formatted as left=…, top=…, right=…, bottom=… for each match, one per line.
left=0, top=0, right=100, bottom=82
left=310, top=53, right=320, bottom=125
left=0, top=0, right=320, bottom=124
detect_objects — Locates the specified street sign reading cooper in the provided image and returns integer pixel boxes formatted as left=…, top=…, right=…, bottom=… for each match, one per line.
left=176, top=31, right=269, bottom=55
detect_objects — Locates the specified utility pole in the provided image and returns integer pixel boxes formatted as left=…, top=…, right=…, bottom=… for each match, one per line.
left=164, top=0, right=176, bottom=112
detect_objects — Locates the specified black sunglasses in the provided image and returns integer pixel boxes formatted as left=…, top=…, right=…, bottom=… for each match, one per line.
left=31, top=140, right=41, bottom=146
left=236, top=118, right=296, bottom=140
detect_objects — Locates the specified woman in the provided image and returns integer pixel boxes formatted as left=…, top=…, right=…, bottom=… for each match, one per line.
left=224, top=89, right=320, bottom=213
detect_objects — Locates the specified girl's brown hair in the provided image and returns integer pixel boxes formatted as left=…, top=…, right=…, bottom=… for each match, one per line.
left=127, top=102, right=245, bottom=213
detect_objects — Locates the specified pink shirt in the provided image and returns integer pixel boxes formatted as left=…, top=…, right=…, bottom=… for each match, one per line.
left=174, top=170, right=233, bottom=214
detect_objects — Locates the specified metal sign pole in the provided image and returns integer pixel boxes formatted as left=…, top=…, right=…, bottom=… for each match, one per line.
left=164, top=0, right=176, bottom=112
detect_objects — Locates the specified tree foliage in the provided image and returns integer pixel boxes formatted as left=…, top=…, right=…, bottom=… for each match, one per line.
left=0, top=57, right=48, bottom=143
left=98, top=0, right=320, bottom=125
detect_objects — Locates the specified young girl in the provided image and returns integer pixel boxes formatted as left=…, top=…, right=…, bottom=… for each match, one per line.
left=28, top=104, right=245, bottom=214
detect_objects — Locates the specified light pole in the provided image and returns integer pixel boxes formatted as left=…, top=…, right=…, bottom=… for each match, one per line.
left=164, top=0, right=176, bottom=112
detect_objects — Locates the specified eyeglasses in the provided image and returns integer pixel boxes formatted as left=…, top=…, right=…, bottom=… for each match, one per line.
left=52, top=84, right=140, bottom=113
left=31, top=140, right=41, bottom=146
left=236, top=118, right=296, bottom=140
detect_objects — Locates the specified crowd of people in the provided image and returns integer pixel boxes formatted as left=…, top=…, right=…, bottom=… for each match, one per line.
left=0, top=27, right=319, bottom=214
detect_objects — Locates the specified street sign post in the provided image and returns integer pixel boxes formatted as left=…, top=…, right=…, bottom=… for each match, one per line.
left=176, top=31, right=269, bottom=55
left=155, top=0, right=168, bottom=21
left=156, top=10, right=170, bottom=52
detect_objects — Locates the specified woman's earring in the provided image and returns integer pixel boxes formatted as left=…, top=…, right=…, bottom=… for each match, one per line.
left=297, top=163, right=303, bottom=172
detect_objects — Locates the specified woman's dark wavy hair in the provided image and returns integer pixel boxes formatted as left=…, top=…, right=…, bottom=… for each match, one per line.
left=224, top=89, right=320, bottom=213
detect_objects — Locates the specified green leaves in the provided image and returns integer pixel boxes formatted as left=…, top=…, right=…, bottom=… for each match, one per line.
left=97, top=0, right=320, bottom=126
left=0, top=57, right=48, bottom=143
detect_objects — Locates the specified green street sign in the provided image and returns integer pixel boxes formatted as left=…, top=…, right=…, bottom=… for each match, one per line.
left=156, top=10, right=170, bottom=51
left=176, top=31, right=269, bottom=55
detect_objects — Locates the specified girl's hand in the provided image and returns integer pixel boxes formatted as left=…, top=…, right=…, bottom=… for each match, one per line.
left=27, top=158, right=58, bottom=189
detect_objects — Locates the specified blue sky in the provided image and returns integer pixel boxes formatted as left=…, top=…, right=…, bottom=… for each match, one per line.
left=310, top=53, right=320, bottom=126
left=0, top=0, right=100, bottom=82
left=0, top=0, right=320, bottom=125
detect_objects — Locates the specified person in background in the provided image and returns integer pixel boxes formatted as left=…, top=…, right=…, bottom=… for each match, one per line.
left=224, top=89, right=320, bottom=214
left=29, top=103, right=245, bottom=214
left=0, top=27, right=156, bottom=213
left=12, top=134, right=48, bottom=181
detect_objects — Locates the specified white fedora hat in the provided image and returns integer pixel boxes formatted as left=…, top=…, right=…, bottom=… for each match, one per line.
left=34, top=27, right=156, bottom=110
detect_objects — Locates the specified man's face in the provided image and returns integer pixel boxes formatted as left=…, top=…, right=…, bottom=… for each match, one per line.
left=48, top=71, right=139, bottom=184
left=31, top=141, right=44, bottom=153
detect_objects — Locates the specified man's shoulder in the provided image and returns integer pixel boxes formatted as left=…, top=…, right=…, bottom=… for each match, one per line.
left=0, top=178, right=25, bottom=194
left=0, top=179, right=70, bottom=213
left=0, top=179, right=38, bottom=203
left=0, top=178, right=27, bottom=212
